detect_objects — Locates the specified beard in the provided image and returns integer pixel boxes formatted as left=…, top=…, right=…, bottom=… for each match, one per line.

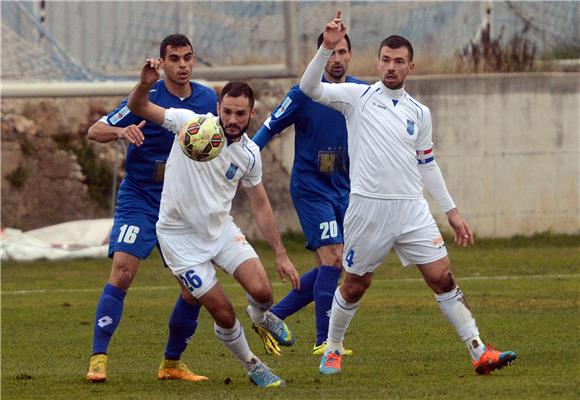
left=326, top=65, right=346, bottom=81
left=220, top=119, right=250, bottom=140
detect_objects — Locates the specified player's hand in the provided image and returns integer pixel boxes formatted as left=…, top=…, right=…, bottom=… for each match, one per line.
left=140, top=58, right=161, bottom=86
left=447, top=208, right=474, bottom=247
left=275, top=252, right=301, bottom=290
left=251, top=324, right=282, bottom=356
left=323, top=10, right=347, bottom=50
left=118, top=120, right=146, bottom=146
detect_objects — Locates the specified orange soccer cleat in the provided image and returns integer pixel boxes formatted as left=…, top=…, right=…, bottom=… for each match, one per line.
left=158, top=359, right=209, bottom=382
left=472, top=346, right=517, bottom=375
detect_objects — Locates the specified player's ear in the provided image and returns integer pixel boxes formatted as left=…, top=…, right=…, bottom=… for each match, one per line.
left=249, top=107, right=256, bottom=119
left=409, top=61, right=415, bottom=72
left=159, top=57, right=165, bottom=69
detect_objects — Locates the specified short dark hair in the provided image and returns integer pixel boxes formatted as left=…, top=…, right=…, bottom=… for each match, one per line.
left=160, top=34, right=193, bottom=59
left=219, top=81, right=255, bottom=109
left=378, top=35, right=414, bottom=61
left=317, top=33, right=352, bottom=52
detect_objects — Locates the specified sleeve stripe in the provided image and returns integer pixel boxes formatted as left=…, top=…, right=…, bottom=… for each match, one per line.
left=417, top=156, right=434, bottom=164
left=416, top=148, right=433, bottom=155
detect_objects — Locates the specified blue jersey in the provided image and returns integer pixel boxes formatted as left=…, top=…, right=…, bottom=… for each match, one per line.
left=105, top=80, right=217, bottom=196
left=105, top=80, right=216, bottom=259
left=252, top=76, right=367, bottom=201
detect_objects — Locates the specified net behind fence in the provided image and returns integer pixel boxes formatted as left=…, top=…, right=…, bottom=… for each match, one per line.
left=2, top=1, right=578, bottom=82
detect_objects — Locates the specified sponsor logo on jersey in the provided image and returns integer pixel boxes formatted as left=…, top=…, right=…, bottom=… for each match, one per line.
left=274, top=96, right=292, bottom=118
left=225, top=163, right=239, bottom=180
left=372, top=101, right=387, bottom=110
left=110, top=105, right=130, bottom=125
left=407, top=119, right=415, bottom=136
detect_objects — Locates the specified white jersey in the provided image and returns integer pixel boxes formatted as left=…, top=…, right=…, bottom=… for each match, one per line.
left=315, top=80, right=434, bottom=200
left=158, top=108, right=262, bottom=239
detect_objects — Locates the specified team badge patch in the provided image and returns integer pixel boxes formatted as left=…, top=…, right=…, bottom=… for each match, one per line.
left=225, top=163, right=239, bottom=180
left=274, top=96, right=292, bottom=118
left=110, top=105, right=130, bottom=125
left=406, top=119, right=415, bottom=136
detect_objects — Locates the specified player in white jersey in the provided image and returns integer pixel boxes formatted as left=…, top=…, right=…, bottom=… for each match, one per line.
left=126, top=58, right=300, bottom=388
left=300, top=12, right=517, bottom=376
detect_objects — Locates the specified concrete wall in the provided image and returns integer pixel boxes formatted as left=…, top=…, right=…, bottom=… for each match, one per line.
left=259, top=73, right=580, bottom=237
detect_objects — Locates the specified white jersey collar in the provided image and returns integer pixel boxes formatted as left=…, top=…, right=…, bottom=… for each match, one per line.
left=377, top=81, right=405, bottom=99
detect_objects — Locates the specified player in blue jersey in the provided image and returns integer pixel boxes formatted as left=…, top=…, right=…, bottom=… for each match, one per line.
left=251, top=33, right=367, bottom=355
left=86, top=34, right=217, bottom=383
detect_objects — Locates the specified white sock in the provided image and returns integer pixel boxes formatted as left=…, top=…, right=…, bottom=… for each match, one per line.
left=326, top=287, right=359, bottom=353
left=214, top=319, right=256, bottom=370
left=246, top=293, right=272, bottom=324
left=465, top=335, right=486, bottom=360
left=435, top=287, right=482, bottom=360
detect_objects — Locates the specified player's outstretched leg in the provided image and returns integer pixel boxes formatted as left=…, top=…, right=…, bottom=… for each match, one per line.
left=270, top=267, right=318, bottom=320
left=247, top=305, right=295, bottom=347
left=158, top=296, right=206, bottom=381
left=87, top=283, right=126, bottom=382
left=472, top=346, right=517, bottom=375
left=214, top=319, right=285, bottom=388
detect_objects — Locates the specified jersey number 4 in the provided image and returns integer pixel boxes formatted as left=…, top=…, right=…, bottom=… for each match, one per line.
left=117, top=224, right=140, bottom=244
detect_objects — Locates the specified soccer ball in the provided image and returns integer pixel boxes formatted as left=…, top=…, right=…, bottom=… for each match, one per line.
left=178, top=115, right=225, bottom=162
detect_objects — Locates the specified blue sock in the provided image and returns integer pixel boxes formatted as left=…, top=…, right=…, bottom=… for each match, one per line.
left=164, top=296, right=201, bottom=360
left=92, top=283, right=126, bottom=354
left=270, top=267, right=318, bottom=320
left=313, top=265, right=341, bottom=346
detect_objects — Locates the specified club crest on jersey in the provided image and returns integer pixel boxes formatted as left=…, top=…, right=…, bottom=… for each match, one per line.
left=406, top=119, right=415, bottom=136
left=110, top=105, right=130, bottom=125
left=274, top=96, right=292, bottom=118
left=225, top=163, right=239, bottom=180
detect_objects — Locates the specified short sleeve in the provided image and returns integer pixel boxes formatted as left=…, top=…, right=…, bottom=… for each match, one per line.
left=240, top=141, right=262, bottom=188
left=162, top=108, right=198, bottom=134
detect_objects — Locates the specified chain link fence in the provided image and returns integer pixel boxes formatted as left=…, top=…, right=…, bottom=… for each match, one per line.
left=2, top=1, right=579, bottom=82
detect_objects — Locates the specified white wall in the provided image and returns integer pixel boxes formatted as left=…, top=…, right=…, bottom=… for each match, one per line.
left=263, top=72, right=580, bottom=237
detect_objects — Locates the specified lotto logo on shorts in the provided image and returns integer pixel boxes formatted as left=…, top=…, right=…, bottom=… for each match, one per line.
left=432, top=236, right=445, bottom=249
left=234, top=234, right=248, bottom=244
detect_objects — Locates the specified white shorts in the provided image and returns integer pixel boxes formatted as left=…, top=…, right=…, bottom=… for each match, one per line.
left=157, top=219, right=258, bottom=299
left=343, top=195, right=447, bottom=275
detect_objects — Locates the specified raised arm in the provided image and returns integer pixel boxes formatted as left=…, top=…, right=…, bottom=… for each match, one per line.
left=300, top=11, right=346, bottom=100
left=244, top=183, right=300, bottom=290
left=127, top=58, right=167, bottom=126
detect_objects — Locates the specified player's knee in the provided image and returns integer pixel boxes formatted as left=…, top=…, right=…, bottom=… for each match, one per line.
left=432, top=266, right=456, bottom=294
left=247, top=286, right=273, bottom=306
left=318, top=245, right=343, bottom=268
left=341, top=278, right=370, bottom=303
left=109, top=263, right=137, bottom=290
left=208, top=303, right=236, bottom=328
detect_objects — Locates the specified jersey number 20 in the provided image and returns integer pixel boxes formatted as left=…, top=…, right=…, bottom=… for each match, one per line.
left=320, top=221, right=338, bottom=239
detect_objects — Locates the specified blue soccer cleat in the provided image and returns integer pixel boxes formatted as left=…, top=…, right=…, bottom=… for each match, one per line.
left=247, top=306, right=295, bottom=346
left=248, top=359, right=285, bottom=388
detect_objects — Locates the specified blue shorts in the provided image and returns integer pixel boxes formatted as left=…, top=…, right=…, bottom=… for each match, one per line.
left=291, top=193, right=348, bottom=251
left=108, top=180, right=161, bottom=260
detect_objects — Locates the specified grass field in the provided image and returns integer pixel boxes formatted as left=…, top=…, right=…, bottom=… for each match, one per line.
left=2, top=233, right=579, bottom=399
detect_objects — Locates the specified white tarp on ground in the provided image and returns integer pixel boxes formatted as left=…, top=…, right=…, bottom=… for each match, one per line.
left=0, top=219, right=113, bottom=261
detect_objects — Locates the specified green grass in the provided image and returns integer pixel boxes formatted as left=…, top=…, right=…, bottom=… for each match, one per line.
left=2, top=234, right=579, bottom=399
